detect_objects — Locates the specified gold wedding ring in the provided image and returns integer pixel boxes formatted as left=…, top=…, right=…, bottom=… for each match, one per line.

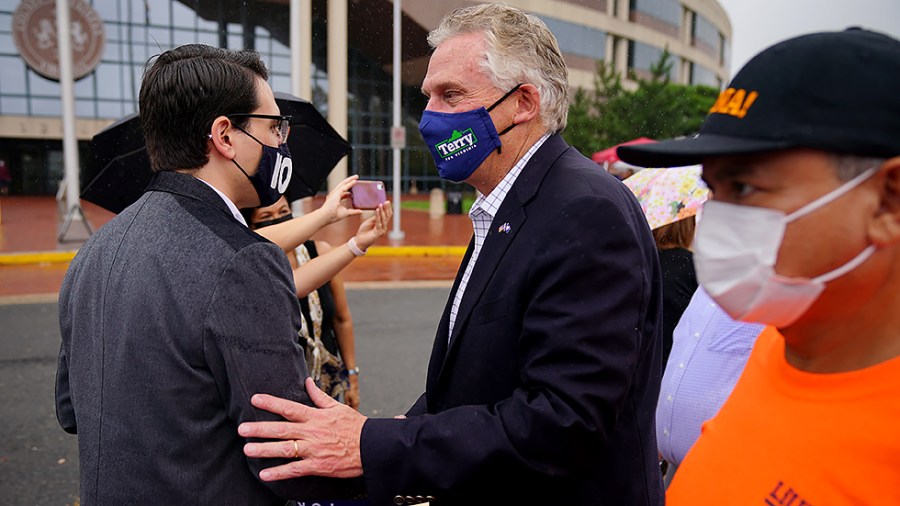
left=292, top=439, right=300, bottom=459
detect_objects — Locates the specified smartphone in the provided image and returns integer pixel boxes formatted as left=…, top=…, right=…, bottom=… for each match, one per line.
left=350, top=180, right=387, bottom=209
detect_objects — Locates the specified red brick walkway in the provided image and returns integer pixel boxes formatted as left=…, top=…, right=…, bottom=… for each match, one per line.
left=0, top=195, right=472, bottom=297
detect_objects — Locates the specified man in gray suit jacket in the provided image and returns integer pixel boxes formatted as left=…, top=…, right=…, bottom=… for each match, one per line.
left=56, top=44, right=358, bottom=504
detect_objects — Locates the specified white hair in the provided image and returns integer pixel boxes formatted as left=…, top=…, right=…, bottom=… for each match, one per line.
left=428, top=4, right=569, bottom=133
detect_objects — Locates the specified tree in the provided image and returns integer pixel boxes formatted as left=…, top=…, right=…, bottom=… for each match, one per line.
left=563, top=49, right=719, bottom=158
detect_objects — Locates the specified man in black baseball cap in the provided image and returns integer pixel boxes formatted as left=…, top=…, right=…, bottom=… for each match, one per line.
left=619, top=28, right=900, bottom=503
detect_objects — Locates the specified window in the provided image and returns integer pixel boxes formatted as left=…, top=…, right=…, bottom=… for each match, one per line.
left=628, top=40, right=677, bottom=80
left=1, top=96, right=27, bottom=115
left=31, top=97, right=62, bottom=116
left=147, top=2, right=172, bottom=26
left=538, top=16, right=606, bottom=59
left=692, top=13, right=719, bottom=57
left=0, top=0, right=302, bottom=120
left=690, top=63, right=719, bottom=87
left=0, top=0, right=435, bottom=190
left=629, top=0, right=680, bottom=35
left=0, top=56, right=27, bottom=95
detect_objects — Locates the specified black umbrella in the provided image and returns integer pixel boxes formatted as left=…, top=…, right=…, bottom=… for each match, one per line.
left=81, top=112, right=151, bottom=214
left=275, top=91, right=352, bottom=202
left=81, top=93, right=351, bottom=214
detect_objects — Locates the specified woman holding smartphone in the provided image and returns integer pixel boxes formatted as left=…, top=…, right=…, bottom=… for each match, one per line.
left=244, top=188, right=391, bottom=409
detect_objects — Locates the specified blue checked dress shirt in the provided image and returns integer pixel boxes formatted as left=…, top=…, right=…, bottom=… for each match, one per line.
left=656, top=286, right=766, bottom=466
left=448, top=134, right=549, bottom=340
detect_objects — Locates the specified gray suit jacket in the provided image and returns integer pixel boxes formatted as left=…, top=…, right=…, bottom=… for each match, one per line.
left=56, top=171, right=356, bottom=504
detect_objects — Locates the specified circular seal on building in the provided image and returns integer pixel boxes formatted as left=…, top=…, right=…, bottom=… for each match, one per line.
left=12, top=0, right=106, bottom=81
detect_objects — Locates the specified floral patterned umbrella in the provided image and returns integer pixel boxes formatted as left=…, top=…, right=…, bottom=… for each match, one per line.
left=623, top=165, right=709, bottom=230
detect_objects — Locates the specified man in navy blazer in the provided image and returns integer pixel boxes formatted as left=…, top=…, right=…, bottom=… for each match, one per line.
left=55, top=45, right=360, bottom=503
left=239, top=5, right=664, bottom=505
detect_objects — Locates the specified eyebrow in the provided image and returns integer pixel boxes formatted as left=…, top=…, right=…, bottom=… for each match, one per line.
left=701, top=161, right=759, bottom=190
left=421, top=78, right=466, bottom=97
left=707, top=162, right=758, bottom=179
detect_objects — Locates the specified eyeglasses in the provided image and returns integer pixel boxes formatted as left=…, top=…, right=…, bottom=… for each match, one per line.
left=227, top=113, right=292, bottom=144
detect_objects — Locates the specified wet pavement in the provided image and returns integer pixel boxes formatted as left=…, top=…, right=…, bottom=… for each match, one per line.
left=0, top=286, right=449, bottom=505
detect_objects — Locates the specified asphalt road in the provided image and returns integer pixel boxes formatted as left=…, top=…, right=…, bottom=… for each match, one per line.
left=0, top=285, right=450, bottom=505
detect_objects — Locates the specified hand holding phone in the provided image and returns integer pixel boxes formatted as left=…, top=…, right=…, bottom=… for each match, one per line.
left=350, top=180, right=387, bottom=209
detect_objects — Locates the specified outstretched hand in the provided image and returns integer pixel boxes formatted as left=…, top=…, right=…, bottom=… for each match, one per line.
left=354, top=201, right=393, bottom=250
left=239, top=377, right=367, bottom=481
left=321, top=175, right=363, bottom=223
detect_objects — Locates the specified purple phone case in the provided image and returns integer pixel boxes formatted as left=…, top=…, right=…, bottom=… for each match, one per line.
left=351, top=181, right=387, bottom=209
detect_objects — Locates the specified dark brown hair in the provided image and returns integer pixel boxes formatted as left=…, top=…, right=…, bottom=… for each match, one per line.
left=139, top=44, right=268, bottom=173
left=652, top=215, right=696, bottom=250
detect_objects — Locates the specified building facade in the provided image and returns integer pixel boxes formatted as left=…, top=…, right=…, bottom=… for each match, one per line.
left=0, top=0, right=730, bottom=196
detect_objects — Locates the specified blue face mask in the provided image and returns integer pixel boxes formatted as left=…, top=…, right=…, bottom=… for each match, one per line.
left=418, top=84, right=523, bottom=182
left=231, top=127, right=293, bottom=207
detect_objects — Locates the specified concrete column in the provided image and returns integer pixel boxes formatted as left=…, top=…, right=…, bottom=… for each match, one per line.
left=290, top=0, right=313, bottom=101
left=327, top=0, right=349, bottom=190
left=682, top=8, right=693, bottom=46
left=290, top=0, right=313, bottom=215
left=615, top=35, right=629, bottom=76
left=616, top=0, right=629, bottom=20
left=604, top=33, right=615, bottom=64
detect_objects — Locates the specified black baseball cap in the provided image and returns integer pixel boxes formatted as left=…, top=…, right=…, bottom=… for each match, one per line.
left=617, top=28, right=900, bottom=167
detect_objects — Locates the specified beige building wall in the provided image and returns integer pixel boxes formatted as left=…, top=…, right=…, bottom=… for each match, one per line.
left=512, top=0, right=730, bottom=89
left=0, top=115, right=112, bottom=141
left=404, top=0, right=732, bottom=91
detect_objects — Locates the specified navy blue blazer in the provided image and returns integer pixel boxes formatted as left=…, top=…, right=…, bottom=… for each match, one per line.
left=360, top=134, right=665, bottom=505
left=56, top=172, right=358, bottom=504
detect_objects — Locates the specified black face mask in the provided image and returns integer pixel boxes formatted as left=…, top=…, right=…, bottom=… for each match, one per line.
left=231, top=127, right=293, bottom=207
left=252, top=213, right=292, bottom=230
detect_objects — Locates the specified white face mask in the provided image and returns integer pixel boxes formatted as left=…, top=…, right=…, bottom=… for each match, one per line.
left=694, top=167, right=878, bottom=328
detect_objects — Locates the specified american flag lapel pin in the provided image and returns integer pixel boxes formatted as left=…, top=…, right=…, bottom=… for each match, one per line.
left=498, top=222, right=511, bottom=234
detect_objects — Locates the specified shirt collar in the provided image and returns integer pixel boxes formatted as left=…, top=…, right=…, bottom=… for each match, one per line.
left=469, top=133, right=550, bottom=220
left=195, top=177, right=248, bottom=227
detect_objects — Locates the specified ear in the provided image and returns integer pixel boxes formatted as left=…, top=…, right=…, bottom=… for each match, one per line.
left=208, top=116, right=236, bottom=160
left=512, top=83, right=540, bottom=125
left=867, top=156, right=900, bottom=247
